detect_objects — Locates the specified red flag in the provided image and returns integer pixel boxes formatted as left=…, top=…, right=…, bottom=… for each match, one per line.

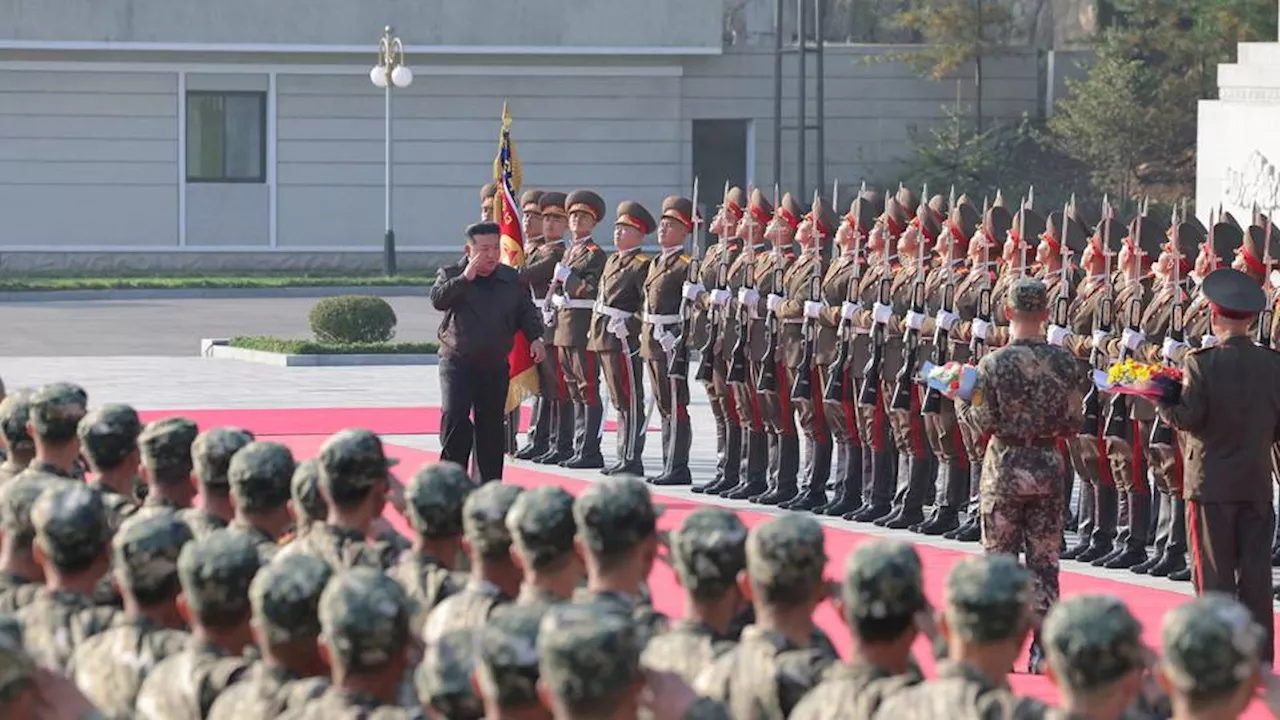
left=495, top=105, right=538, bottom=414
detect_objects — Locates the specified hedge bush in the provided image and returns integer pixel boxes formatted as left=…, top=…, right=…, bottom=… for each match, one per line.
left=308, top=295, right=398, bottom=344
left=229, top=336, right=435, bottom=355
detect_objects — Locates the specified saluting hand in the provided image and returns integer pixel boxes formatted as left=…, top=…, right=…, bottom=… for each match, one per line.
left=463, top=254, right=488, bottom=281
left=530, top=339, right=547, bottom=364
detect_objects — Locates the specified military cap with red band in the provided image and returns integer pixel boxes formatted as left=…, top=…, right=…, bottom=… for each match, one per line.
left=1203, top=267, right=1266, bottom=319
left=748, top=188, right=773, bottom=227
left=540, top=191, right=569, bottom=219
left=776, top=192, right=804, bottom=230
left=614, top=201, right=657, bottom=235
left=808, top=195, right=838, bottom=239
left=912, top=203, right=941, bottom=244
left=661, top=196, right=696, bottom=231
left=565, top=189, right=606, bottom=222
left=520, top=189, right=544, bottom=213
left=723, top=186, right=747, bottom=219
left=846, top=196, right=877, bottom=235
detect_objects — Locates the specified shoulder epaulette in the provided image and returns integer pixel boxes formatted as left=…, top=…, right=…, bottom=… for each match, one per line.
left=678, top=254, right=691, bottom=263
left=634, top=253, right=650, bottom=263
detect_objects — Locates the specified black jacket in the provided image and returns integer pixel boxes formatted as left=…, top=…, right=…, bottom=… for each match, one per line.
left=431, top=261, right=543, bottom=363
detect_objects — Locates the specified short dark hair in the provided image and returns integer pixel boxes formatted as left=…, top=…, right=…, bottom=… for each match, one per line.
left=466, top=222, right=501, bottom=243
left=854, top=613, right=917, bottom=644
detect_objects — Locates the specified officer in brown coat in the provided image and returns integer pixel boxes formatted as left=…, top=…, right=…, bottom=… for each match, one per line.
left=1157, top=266, right=1280, bottom=664
left=643, top=196, right=697, bottom=486
left=549, top=189, right=609, bottom=469
left=514, top=189, right=560, bottom=462
left=480, top=182, right=497, bottom=222
left=689, top=186, right=746, bottom=495
left=588, top=201, right=654, bottom=476
left=527, top=192, right=575, bottom=465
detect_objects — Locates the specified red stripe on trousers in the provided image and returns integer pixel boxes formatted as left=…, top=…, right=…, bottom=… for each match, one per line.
left=723, top=384, right=741, bottom=426
left=871, top=397, right=886, bottom=452
left=842, top=391, right=860, bottom=449
left=1096, top=431, right=1114, bottom=486
left=810, top=367, right=829, bottom=441
left=1187, top=498, right=1202, bottom=593
left=585, top=351, right=598, bottom=405
left=1130, top=419, right=1146, bottom=493
left=777, top=361, right=795, bottom=435
left=617, top=352, right=631, bottom=404
left=747, top=369, right=764, bottom=432
left=1171, top=435, right=1184, bottom=494
left=909, top=386, right=926, bottom=458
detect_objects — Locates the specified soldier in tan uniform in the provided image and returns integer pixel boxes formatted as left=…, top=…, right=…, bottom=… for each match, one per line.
left=514, top=189, right=557, bottom=462
left=753, top=192, right=803, bottom=506
left=588, top=201, right=654, bottom=476
left=527, top=192, right=575, bottom=465
left=549, top=190, right=609, bottom=469
left=689, top=186, right=746, bottom=496
left=775, top=194, right=839, bottom=511
left=643, top=196, right=697, bottom=486
left=480, top=182, right=496, bottom=222
left=721, top=190, right=773, bottom=500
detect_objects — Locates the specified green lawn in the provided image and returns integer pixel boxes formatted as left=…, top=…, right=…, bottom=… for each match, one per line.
left=0, top=274, right=436, bottom=292
left=229, top=336, right=438, bottom=355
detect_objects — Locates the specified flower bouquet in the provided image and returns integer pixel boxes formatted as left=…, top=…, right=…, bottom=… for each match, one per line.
left=1094, top=359, right=1183, bottom=402
left=919, top=361, right=978, bottom=402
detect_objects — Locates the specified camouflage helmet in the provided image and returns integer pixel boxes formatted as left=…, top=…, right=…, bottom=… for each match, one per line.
left=192, top=427, right=254, bottom=490
left=506, top=486, right=577, bottom=570
left=32, top=484, right=111, bottom=571
left=138, top=417, right=199, bottom=483
left=113, top=512, right=193, bottom=603
left=746, top=515, right=827, bottom=605
left=0, top=389, right=35, bottom=456
left=416, top=628, right=484, bottom=720
left=478, top=605, right=544, bottom=708
left=841, top=539, right=927, bottom=624
left=1161, top=593, right=1264, bottom=699
left=318, top=566, right=416, bottom=672
left=405, top=461, right=473, bottom=539
left=0, top=477, right=54, bottom=550
left=671, top=507, right=748, bottom=600
left=249, top=552, right=333, bottom=646
left=28, top=382, right=88, bottom=442
left=1007, top=277, right=1049, bottom=314
left=227, top=441, right=295, bottom=514
left=943, top=555, right=1032, bottom=643
left=177, top=528, right=261, bottom=625
left=77, top=404, right=142, bottom=471
left=317, top=429, right=397, bottom=504
left=538, top=603, right=642, bottom=709
left=289, top=459, right=328, bottom=525
left=463, top=482, right=523, bottom=559
left=573, top=477, right=662, bottom=559
left=1043, top=594, right=1149, bottom=692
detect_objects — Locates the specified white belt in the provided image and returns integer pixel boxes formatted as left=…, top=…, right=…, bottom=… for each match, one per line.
left=782, top=318, right=805, bottom=325
left=552, top=296, right=595, bottom=310
left=643, top=312, right=682, bottom=326
left=595, top=303, right=635, bottom=341
left=533, top=294, right=548, bottom=305
left=853, top=327, right=871, bottom=336
left=593, top=302, right=634, bottom=321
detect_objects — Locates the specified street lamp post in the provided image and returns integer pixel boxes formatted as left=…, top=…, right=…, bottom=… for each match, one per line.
left=370, top=26, right=413, bottom=276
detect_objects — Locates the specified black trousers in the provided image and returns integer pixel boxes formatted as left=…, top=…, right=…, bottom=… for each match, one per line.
left=439, top=355, right=510, bottom=482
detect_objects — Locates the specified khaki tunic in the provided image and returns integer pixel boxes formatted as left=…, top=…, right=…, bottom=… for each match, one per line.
left=587, top=248, right=651, bottom=353
left=551, top=239, right=608, bottom=348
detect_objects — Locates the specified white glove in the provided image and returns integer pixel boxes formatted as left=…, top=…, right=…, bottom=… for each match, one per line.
left=709, top=288, right=732, bottom=307
left=681, top=282, right=705, bottom=302
left=935, top=309, right=959, bottom=332
left=1091, top=329, right=1109, bottom=351
left=804, top=301, right=824, bottom=319
left=872, top=302, right=893, bottom=325
left=1121, top=327, right=1144, bottom=351
left=1047, top=324, right=1071, bottom=347
left=840, top=301, right=861, bottom=321
left=551, top=294, right=567, bottom=309
left=1161, top=336, right=1188, bottom=361
left=553, top=263, right=571, bottom=283
left=905, top=311, right=926, bottom=332
left=659, top=331, right=677, bottom=354
left=971, top=318, right=991, bottom=341
left=766, top=294, right=783, bottom=313
left=737, top=287, right=760, bottom=308
left=1200, top=333, right=1219, bottom=349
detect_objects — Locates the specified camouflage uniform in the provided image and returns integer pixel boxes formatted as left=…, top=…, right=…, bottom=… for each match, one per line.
left=77, top=404, right=143, bottom=530
left=0, top=623, right=34, bottom=710
left=225, top=440, right=295, bottom=562
left=68, top=513, right=193, bottom=720
left=206, top=554, right=332, bottom=720
left=958, top=279, right=1087, bottom=617
left=422, top=482, right=523, bottom=643
left=571, top=477, right=670, bottom=647
left=508, top=485, right=579, bottom=609
left=14, top=382, right=88, bottom=484
left=0, top=389, right=34, bottom=485
left=288, top=458, right=327, bottom=527
left=695, top=515, right=839, bottom=719
left=134, top=530, right=261, bottom=719
left=477, top=605, right=545, bottom=711
left=17, top=484, right=116, bottom=672
left=388, top=461, right=471, bottom=630
left=181, top=427, right=254, bottom=539
left=416, top=628, right=484, bottom=720
left=275, top=429, right=399, bottom=571
left=791, top=540, right=929, bottom=720
left=279, top=567, right=423, bottom=719
left=131, top=417, right=200, bottom=524
left=642, top=508, right=747, bottom=685
left=0, top=476, right=50, bottom=612
left=874, top=555, right=1035, bottom=719
left=1160, top=593, right=1264, bottom=705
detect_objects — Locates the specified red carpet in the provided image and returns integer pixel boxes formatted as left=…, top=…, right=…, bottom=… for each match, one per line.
left=137, top=406, right=641, bottom=437
left=246, top=426, right=1276, bottom=715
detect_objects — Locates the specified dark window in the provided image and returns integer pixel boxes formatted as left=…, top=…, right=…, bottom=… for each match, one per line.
left=186, top=91, right=266, bottom=183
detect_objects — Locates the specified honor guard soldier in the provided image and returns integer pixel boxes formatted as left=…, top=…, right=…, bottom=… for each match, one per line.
left=754, top=192, right=804, bottom=505
left=589, top=201, right=654, bottom=476
left=521, top=189, right=546, bottom=253
left=690, top=186, right=746, bottom=496
left=527, top=192, right=574, bottom=465
left=775, top=194, right=838, bottom=511
left=514, top=189, right=560, bottom=462
left=721, top=189, right=772, bottom=500
left=812, top=192, right=878, bottom=518
left=480, top=182, right=497, bottom=222
left=549, top=190, right=609, bottom=469
left=916, top=198, right=978, bottom=536
left=958, top=278, right=1088, bottom=672
left=642, top=196, right=697, bottom=486
left=1157, top=267, right=1280, bottom=666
